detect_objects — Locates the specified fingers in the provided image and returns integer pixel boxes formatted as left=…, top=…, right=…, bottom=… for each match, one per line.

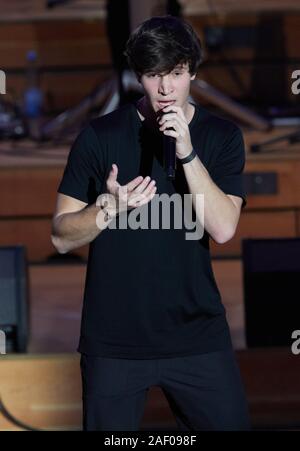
left=108, top=164, right=118, bottom=181
left=158, top=114, right=186, bottom=136
left=128, top=179, right=157, bottom=208
left=106, top=164, right=120, bottom=195
left=160, top=105, right=186, bottom=121
left=132, top=176, right=153, bottom=194
left=106, top=165, right=157, bottom=211
left=128, top=187, right=157, bottom=208
left=137, top=184, right=157, bottom=207
left=127, top=175, right=144, bottom=192
left=108, top=165, right=152, bottom=194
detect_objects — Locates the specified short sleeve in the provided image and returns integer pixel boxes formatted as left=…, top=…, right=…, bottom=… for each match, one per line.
left=210, top=126, right=247, bottom=209
left=58, top=125, right=104, bottom=204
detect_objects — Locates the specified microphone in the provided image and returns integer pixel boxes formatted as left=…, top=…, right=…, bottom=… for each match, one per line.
left=163, top=134, right=176, bottom=180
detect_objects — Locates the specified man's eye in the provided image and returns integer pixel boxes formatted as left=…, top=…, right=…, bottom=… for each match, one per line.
left=174, top=72, right=182, bottom=76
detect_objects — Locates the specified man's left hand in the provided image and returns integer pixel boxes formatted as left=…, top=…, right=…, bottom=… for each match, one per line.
left=158, top=105, right=193, bottom=159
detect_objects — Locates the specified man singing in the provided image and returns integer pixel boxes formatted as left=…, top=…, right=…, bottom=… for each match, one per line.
left=52, top=15, right=250, bottom=431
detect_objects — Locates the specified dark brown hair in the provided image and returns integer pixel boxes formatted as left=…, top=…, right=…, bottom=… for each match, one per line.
left=124, top=15, right=203, bottom=79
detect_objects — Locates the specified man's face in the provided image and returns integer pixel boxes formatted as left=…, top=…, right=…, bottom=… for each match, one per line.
left=139, top=63, right=196, bottom=114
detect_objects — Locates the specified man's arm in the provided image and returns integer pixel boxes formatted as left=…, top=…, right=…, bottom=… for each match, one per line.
left=182, top=155, right=243, bottom=244
left=51, top=193, right=116, bottom=254
left=52, top=165, right=157, bottom=254
left=158, top=105, right=245, bottom=244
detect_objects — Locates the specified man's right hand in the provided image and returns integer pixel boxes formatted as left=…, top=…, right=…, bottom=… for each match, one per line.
left=99, top=164, right=157, bottom=217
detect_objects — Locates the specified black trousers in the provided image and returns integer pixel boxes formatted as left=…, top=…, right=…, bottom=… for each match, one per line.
left=80, top=349, right=251, bottom=431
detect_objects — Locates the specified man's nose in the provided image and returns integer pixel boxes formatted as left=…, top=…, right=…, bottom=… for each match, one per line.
left=158, top=75, right=174, bottom=95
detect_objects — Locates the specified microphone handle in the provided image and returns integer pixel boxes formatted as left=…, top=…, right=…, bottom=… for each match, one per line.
left=163, top=134, right=176, bottom=180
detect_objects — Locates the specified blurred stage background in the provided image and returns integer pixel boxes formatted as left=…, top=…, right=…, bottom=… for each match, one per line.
left=0, top=0, right=300, bottom=431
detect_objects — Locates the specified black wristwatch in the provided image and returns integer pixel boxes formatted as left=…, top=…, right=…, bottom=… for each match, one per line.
left=178, top=149, right=197, bottom=164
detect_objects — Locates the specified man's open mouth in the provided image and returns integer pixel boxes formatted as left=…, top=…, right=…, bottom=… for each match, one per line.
left=157, top=100, right=176, bottom=109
